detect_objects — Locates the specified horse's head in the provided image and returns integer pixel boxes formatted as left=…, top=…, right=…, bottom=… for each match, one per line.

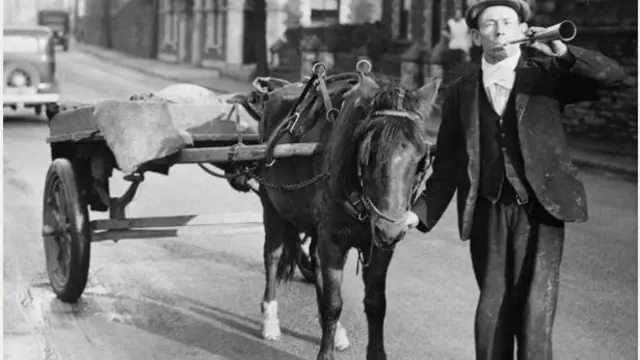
left=330, top=74, right=441, bottom=249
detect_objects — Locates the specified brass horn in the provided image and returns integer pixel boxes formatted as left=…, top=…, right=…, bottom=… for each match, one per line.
left=507, top=20, right=577, bottom=45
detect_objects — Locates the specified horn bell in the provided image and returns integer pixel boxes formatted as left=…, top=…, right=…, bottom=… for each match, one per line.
left=507, top=20, right=577, bottom=45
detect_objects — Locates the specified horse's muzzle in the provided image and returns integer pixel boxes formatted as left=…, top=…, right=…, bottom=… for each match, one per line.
left=372, top=211, right=410, bottom=248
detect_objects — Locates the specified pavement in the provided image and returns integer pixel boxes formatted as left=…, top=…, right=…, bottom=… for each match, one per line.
left=3, top=49, right=637, bottom=360
left=75, top=42, right=638, bottom=178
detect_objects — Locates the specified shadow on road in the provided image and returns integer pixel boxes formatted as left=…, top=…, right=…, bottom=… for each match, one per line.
left=29, top=276, right=318, bottom=360
left=26, top=281, right=314, bottom=359
left=172, top=294, right=322, bottom=346
left=114, top=296, right=309, bottom=360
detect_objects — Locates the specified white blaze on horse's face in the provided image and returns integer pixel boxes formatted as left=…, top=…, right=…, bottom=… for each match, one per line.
left=366, top=143, right=425, bottom=246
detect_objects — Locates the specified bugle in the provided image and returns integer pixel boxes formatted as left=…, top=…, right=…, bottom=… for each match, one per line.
left=507, top=20, right=577, bottom=45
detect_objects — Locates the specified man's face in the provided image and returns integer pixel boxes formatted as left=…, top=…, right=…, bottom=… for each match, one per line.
left=471, top=6, right=527, bottom=59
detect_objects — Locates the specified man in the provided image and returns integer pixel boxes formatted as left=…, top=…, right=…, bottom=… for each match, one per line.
left=407, top=0, right=625, bottom=359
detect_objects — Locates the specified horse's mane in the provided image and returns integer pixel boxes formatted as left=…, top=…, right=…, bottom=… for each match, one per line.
left=327, top=77, right=429, bottom=194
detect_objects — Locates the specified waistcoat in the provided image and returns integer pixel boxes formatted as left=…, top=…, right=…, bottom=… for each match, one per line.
left=478, top=80, right=531, bottom=204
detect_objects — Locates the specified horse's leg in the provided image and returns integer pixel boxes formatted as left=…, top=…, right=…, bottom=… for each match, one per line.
left=260, top=193, right=298, bottom=341
left=310, top=237, right=350, bottom=352
left=314, top=233, right=350, bottom=360
left=362, top=246, right=395, bottom=360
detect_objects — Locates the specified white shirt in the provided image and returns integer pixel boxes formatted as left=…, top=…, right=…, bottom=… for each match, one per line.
left=481, top=49, right=521, bottom=115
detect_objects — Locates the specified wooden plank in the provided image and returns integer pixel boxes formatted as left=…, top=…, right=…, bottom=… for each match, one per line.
left=48, top=106, right=98, bottom=140
left=166, top=142, right=323, bottom=164
left=90, top=213, right=263, bottom=231
left=46, top=130, right=102, bottom=143
left=191, top=133, right=260, bottom=144
left=92, top=229, right=178, bottom=242
left=47, top=131, right=261, bottom=145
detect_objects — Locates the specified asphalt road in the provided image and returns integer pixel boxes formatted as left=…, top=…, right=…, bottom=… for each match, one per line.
left=3, top=49, right=638, bottom=360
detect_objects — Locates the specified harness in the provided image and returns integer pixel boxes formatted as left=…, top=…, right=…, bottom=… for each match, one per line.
left=203, top=59, right=436, bottom=271
left=261, top=60, right=435, bottom=223
left=264, top=63, right=340, bottom=167
left=259, top=60, right=433, bottom=232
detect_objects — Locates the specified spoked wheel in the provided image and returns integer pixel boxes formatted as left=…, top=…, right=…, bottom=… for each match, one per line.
left=42, top=158, right=91, bottom=303
left=296, top=232, right=315, bottom=283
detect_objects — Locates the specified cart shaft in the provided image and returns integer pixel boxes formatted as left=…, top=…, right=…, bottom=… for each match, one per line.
left=89, top=213, right=264, bottom=241
left=164, top=142, right=323, bottom=164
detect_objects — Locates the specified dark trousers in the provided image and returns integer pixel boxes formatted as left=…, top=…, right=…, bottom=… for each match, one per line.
left=469, top=195, right=565, bottom=360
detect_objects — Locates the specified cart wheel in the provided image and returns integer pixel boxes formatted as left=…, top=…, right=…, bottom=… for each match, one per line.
left=42, top=158, right=91, bottom=303
left=296, top=233, right=315, bottom=283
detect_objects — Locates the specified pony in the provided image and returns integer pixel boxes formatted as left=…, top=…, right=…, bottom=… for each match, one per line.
left=254, top=65, right=441, bottom=360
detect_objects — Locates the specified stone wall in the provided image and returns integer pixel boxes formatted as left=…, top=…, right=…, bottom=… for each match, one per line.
left=111, top=0, right=158, bottom=59
left=533, top=0, right=638, bottom=143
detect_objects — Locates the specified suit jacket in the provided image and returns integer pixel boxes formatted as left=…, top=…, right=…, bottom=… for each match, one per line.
left=413, top=45, right=625, bottom=240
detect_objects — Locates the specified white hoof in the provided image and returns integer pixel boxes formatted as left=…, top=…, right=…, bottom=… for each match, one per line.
left=261, top=301, right=281, bottom=341
left=334, top=321, right=350, bottom=351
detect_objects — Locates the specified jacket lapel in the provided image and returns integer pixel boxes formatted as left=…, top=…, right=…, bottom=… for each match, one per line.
left=459, top=70, right=481, bottom=239
left=460, top=70, right=480, bottom=165
left=514, top=55, right=531, bottom=126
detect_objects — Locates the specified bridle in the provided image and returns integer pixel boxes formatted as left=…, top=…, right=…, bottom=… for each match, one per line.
left=343, top=86, right=434, bottom=226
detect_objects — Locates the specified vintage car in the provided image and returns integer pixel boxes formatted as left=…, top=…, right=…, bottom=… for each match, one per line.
left=37, top=9, right=70, bottom=51
left=3, top=26, right=60, bottom=116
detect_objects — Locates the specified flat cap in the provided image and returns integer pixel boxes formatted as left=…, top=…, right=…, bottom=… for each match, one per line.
left=465, top=0, right=532, bottom=29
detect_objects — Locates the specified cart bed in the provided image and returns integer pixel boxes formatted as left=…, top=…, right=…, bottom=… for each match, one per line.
left=47, top=96, right=266, bottom=174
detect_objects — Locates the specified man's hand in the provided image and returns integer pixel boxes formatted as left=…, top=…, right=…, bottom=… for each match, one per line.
left=406, top=211, right=419, bottom=229
left=523, top=26, right=568, bottom=57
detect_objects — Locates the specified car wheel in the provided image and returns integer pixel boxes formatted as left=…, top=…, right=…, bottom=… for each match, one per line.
left=4, top=62, right=41, bottom=90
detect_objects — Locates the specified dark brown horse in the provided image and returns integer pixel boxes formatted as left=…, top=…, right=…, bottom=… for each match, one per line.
left=256, top=67, right=441, bottom=360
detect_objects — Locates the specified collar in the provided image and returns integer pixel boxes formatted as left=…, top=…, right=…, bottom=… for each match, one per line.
left=481, top=49, right=521, bottom=88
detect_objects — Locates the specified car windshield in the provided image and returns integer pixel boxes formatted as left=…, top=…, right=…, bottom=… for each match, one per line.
left=3, top=34, right=41, bottom=53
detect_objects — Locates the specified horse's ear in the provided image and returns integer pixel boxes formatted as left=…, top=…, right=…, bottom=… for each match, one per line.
left=415, top=77, right=442, bottom=117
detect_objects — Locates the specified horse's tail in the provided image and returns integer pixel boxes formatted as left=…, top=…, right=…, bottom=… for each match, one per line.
left=276, top=230, right=299, bottom=282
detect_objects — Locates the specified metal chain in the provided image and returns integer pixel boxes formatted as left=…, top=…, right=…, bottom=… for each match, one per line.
left=198, top=161, right=329, bottom=191
left=197, top=163, right=257, bottom=179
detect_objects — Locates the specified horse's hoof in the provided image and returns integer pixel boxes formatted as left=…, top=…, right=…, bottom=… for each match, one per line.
left=261, top=301, right=281, bottom=341
left=262, top=319, right=281, bottom=340
left=334, top=322, right=350, bottom=351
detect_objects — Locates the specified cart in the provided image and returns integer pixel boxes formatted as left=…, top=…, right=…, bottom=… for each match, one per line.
left=41, top=88, right=321, bottom=303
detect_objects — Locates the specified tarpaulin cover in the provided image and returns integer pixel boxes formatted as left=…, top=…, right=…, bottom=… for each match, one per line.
left=90, top=84, right=260, bottom=174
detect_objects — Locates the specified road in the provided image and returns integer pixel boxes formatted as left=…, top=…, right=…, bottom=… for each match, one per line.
left=3, top=49, right=638, bottom=360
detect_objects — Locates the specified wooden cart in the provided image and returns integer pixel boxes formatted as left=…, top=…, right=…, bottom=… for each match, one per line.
left=42, top=102, right=320, bottom=303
